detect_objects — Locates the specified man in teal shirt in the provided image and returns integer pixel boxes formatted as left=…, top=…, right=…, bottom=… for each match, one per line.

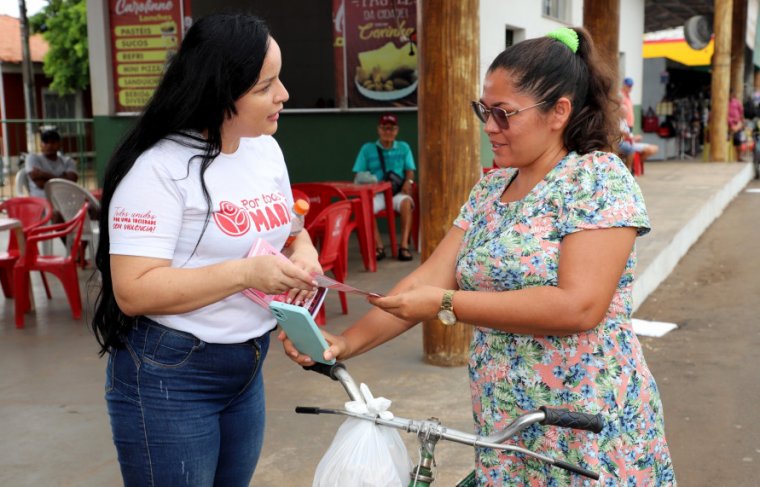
left=352, top=113, right=416, bottom=261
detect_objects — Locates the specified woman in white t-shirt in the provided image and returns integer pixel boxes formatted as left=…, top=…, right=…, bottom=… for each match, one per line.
left=91, top=13, right=321, bottom=487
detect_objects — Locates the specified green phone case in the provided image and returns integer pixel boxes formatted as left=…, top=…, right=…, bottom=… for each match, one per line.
left=269, top=301, right=335, bottom=365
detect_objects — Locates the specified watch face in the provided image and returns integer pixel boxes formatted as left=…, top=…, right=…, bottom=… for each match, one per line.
left=437, top=309, right=457, bottom=326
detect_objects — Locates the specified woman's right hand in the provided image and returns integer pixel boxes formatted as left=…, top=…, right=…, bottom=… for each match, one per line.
left=243, top=255, right=317, bottom=295
left=278, top=328, right=349, bottom=365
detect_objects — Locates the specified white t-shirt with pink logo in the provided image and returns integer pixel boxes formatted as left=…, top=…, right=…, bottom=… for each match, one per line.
left=109, top=134, right=294, bottom=343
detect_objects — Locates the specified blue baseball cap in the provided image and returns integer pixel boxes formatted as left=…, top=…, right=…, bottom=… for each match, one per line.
left=623, top=77, right=634, bottom=87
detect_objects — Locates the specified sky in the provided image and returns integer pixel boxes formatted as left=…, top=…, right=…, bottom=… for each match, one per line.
left=0, top=0, right=48, bottom=18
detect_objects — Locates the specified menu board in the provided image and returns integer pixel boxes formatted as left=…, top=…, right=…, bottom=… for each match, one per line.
left=333, top=0, right=418, bottom=108
left=109, top=0, right=192, bottom=113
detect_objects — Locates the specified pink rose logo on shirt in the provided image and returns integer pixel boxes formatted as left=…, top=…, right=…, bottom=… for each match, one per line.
left=213, top=201, right=251, bottom=236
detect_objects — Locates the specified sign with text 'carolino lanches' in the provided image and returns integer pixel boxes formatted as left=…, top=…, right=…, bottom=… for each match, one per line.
left=109, top=0, right=192, bottom=113
left=333, top=0, right=418, bottom=109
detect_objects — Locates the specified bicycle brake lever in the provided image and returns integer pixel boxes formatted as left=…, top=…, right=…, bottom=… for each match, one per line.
left=553, top=459, right=599, bottom=480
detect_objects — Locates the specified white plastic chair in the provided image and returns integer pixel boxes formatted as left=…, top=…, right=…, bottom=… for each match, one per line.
left=43, top=178, right=101, bottom=266
left=14, top=166, right=31, bottom=196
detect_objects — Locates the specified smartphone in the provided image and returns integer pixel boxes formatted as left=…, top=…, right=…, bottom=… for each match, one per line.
left=302, top=286, right=328, bottom=317
left=269, top=301, right=335, bottom=365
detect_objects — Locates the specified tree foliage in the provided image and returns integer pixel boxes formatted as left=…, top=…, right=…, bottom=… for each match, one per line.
left=30, top=0, right=89, bottom=95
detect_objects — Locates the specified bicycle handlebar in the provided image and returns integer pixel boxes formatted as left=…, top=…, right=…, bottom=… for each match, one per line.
left=301, top=362, right=601, bottom=481
left=303, top=362, right=363, bottom=402
left=539, top=405, right=604, bottom=434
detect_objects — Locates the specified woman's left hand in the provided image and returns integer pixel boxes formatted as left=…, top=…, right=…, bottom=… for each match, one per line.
left=287, top=247, right=322, bottom=305
left=369, top=285, right=444, bottom=322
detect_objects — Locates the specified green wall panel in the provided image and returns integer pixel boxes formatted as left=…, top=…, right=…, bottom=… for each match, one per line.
left=274, top=112, right=419, bottom=183
left=92, top=112, right=421, bottom=185
left=93, top=115, right=137, bottom=184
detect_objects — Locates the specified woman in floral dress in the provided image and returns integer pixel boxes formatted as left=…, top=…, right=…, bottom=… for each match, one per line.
left=284, top=27, right=675, bottom=486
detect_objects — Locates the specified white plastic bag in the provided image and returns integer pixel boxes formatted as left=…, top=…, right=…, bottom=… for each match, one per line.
left=313, top=384, right=413, bottom=487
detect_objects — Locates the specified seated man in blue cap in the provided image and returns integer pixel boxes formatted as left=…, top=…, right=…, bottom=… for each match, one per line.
left=352, top=113, right=416, bottom=262
left=25, top=129, right=78, bottom=198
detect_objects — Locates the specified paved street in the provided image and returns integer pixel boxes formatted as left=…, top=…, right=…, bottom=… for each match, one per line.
left=635, top=179, right=760, bottom=487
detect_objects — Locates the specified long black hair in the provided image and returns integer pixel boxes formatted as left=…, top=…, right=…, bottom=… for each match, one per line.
left=92, top=13, right=271, bottom=355
left=487, top=27, right=618, bottom=154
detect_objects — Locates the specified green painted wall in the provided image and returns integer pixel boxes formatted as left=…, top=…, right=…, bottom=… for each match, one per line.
left=93, top=110, right=492, bottom=186
left=93, top=115, right=136, bottom=183
left=93, top=112, right=421, bottom=185
left=274, top=111, right=419, bottom=183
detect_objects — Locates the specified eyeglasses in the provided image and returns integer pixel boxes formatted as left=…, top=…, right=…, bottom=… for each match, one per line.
left=379, top=125, right=398, bottom=132
left=471, top=100, right=546, bottom=129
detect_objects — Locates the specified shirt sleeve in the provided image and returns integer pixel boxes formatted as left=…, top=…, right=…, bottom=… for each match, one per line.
left=25, top=153, right=43, bottom=171
left=402, top=142, right=416, bottom=171
left=63, top=156, right=77, bottom=174
left=108, top=150, right=185, bottom=259
left=352, top=144, right=370, bottom=173
left=557, top=152, right=650, bottom=237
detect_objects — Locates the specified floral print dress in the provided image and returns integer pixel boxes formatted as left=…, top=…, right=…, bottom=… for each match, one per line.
left=453, top=152, right=675, bottom=486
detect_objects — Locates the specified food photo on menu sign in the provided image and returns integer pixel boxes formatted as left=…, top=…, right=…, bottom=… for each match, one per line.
left=340, top=0, right=418, bottom=108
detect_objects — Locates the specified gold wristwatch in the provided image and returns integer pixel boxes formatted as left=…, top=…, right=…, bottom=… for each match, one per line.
left=437, top=290, right=457, bottom=326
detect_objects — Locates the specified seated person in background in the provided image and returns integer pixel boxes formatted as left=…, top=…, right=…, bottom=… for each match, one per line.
left=619, top=117, right=658, bottom=172
left=25, top=129, right=78, bottom=198
left=352, top=113, right=416, bottom=262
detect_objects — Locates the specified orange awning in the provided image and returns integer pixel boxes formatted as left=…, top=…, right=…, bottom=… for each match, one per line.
left=642, top=37, right=713, bottom=67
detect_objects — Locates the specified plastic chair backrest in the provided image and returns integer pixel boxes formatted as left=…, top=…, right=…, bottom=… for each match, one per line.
left=0, top=196, right=53, bottom=251
left=14, top=166, right=31, bottom=196
left=291, top=188, right=309, bottom=204
left=307, top=200, right=353, bottom=271
left=44, top=179, right=101, bottom=222
left=22, top=202, right=88, bottom=264
left=13, top=202, right=88, bottom=327
left=291, top=183, right=349, bottom=228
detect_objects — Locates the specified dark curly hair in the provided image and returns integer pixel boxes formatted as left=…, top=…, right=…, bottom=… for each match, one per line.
left=487, top=27, right=618, bottom=154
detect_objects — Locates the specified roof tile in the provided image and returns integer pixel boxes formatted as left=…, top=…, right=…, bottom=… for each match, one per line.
left=0, top=14, right=49, bottom=64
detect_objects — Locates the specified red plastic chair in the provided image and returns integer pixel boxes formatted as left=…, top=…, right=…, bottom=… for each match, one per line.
left=13, top=202, right=88, bottom=328
left=291, top=188, right=309, bottom=206
left=291, top=183, right=359, bottom=277
left=376, top=182, right=420, bottom=252
left=632, top=152, right=644, bottom=176
left=0, top=197, right=53, bottom=298
left=306, top=200, right=353, bottom=325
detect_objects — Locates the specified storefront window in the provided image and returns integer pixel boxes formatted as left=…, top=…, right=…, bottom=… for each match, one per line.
left=542, top=0, right=571, bottom=23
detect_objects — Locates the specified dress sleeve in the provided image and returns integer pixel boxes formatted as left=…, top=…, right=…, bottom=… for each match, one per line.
left=557, top=152, right=650, bottom=237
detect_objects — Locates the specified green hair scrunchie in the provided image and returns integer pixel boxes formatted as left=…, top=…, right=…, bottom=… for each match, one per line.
left=546, top=27, right=579, bottom=53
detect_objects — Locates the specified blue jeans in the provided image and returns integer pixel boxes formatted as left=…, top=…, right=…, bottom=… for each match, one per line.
left=105, top=317, right=271, bottom=487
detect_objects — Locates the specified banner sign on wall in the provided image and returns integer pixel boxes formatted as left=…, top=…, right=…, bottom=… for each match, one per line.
left=109, top=0, right=192, bottom=113
left=333, top=0, right=418, bottom=109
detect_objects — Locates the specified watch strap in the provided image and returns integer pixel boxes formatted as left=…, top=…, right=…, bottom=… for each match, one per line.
left=441, top=290, right=454, bottom=312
